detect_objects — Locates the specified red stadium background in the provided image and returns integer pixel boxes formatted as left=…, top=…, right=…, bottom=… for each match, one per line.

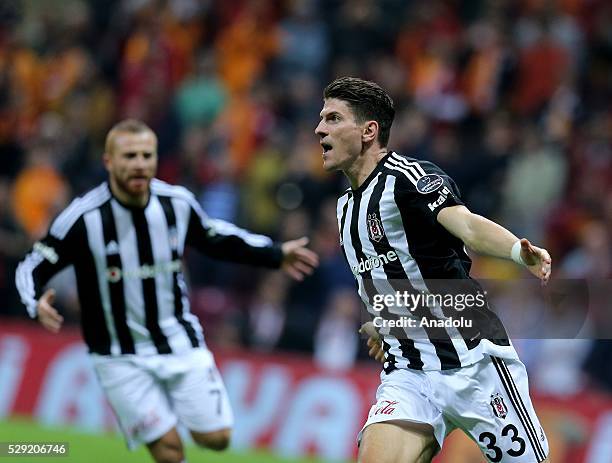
left=2, top=318, right=611, bottom=462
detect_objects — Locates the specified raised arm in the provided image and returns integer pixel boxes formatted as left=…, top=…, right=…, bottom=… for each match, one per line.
left=185, top=197, right=318, bottom=280
left=437, top=205, right=551, bottom=283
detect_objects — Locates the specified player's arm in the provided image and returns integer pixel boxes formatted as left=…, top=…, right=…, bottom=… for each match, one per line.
left=437, top=205, right=551, bottom=283
left=185, top=199, right=318, bottom=281
left=15, top=225, right=77, bottom=332
left=392, top=158, right=551, bottom=283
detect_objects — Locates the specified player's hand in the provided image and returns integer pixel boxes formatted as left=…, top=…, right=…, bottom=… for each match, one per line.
left=280, top=237, right=319, bottom=281
left=359, top=322, right=385, bottom=363
left=519, top=238, right=552, bottom=285
left=36, top=289, right=64, bottom=333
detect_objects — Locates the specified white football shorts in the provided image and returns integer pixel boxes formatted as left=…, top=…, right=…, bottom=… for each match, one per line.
left=91, top=347, right=233, bottom=449
left=359, top=355, right=549, bottom=462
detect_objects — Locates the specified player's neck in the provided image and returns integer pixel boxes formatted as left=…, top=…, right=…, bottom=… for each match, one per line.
left=346, top=148, right=388, bottom=190
left=109, top=178, right=149, bottom=208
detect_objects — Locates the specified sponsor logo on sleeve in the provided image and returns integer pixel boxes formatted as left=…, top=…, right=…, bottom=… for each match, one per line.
left=427, top=186, right=451, bottom=212
left=416, top=174, right=444, bottom=194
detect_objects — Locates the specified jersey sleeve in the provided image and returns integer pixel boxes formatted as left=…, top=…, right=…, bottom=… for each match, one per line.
left=393, top=159, right=464, bottom=222
left=15, top=216, right=80, bottom=319
left=185, top=196, right=283, bottom=268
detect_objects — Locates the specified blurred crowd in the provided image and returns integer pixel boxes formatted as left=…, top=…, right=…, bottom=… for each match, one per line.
left=0, top=0, right=611, bottom=395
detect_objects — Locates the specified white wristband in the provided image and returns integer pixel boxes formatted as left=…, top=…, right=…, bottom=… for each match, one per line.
left=511, top=240, right=527, bottom=266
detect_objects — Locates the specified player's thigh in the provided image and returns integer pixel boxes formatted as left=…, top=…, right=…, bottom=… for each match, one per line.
left=146, top=427, right=184, bottom=463
left=450, top=356, right=550, bottom=463
left=190, top=427, right=231, bottom=451
left=167, top=349, right=233, bottom=436
left=358, top=421, right=437, bottom=463
left=359, top=369, right=448, bottom=446
left=358, top=369, right=449, bottom=462
left=92, top=356, right=177, bottom=449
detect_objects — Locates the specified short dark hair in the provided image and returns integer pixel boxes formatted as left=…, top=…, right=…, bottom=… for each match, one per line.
left=324, top=77, right=395, bottom=147
left=105, top=119, right=156, bottom=154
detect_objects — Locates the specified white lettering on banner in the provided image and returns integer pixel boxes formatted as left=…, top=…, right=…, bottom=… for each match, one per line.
left=0, top=336, right=28, bottom=417
left=35, top=345, right=115, bottom=431
left=222, top=362, right=290, bottom=449
left=273, top=377, right=360, bottom=460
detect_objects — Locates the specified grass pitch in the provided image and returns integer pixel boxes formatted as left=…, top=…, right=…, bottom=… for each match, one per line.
left=0, top=418, right=342, bottom=463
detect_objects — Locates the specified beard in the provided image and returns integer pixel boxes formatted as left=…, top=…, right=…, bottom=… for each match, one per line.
left=113, top=173, right=151, bottom=199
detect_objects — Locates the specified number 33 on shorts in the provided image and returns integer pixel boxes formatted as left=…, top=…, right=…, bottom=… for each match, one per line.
left=479, top=423, right=526, bottom=462
left=476, top=390, right=548, bottom=462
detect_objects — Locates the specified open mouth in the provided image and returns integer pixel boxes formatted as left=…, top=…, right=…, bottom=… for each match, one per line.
left=129, top=176, right=149, bottom=185
left=321, top=142, right=332, bottom=153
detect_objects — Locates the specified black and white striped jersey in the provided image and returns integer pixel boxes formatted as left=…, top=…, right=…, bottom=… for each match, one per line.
left=16, top=179, right=283, bottom=356
left=338, top=152, right=516, bottom=371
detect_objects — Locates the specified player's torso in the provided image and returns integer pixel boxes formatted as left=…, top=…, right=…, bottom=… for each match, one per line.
left=78, top=194, right=187, bottom=327
left=337, top=172, right=430, bottom=291
left=336, top=160, right=514, bottom=370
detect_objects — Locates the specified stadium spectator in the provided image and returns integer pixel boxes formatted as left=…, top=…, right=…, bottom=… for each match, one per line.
left=0, top=176, right=29, bottom=314
left=11, top=139, right=70, bottom=240
left=314, top=288, right=361, bottom=371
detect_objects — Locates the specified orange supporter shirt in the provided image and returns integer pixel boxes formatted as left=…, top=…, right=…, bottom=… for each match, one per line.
left=12, top=165, right=68, bottom=239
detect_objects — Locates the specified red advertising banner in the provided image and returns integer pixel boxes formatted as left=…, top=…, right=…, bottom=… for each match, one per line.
left=1, top=318, right=611, bottom=462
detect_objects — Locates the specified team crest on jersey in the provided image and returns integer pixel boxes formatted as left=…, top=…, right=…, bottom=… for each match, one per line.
left=416, top=174, right=444, bottom=194
left=367, top=213, right=385, bottom=242
left=490, top=393, right=508, bottom=419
